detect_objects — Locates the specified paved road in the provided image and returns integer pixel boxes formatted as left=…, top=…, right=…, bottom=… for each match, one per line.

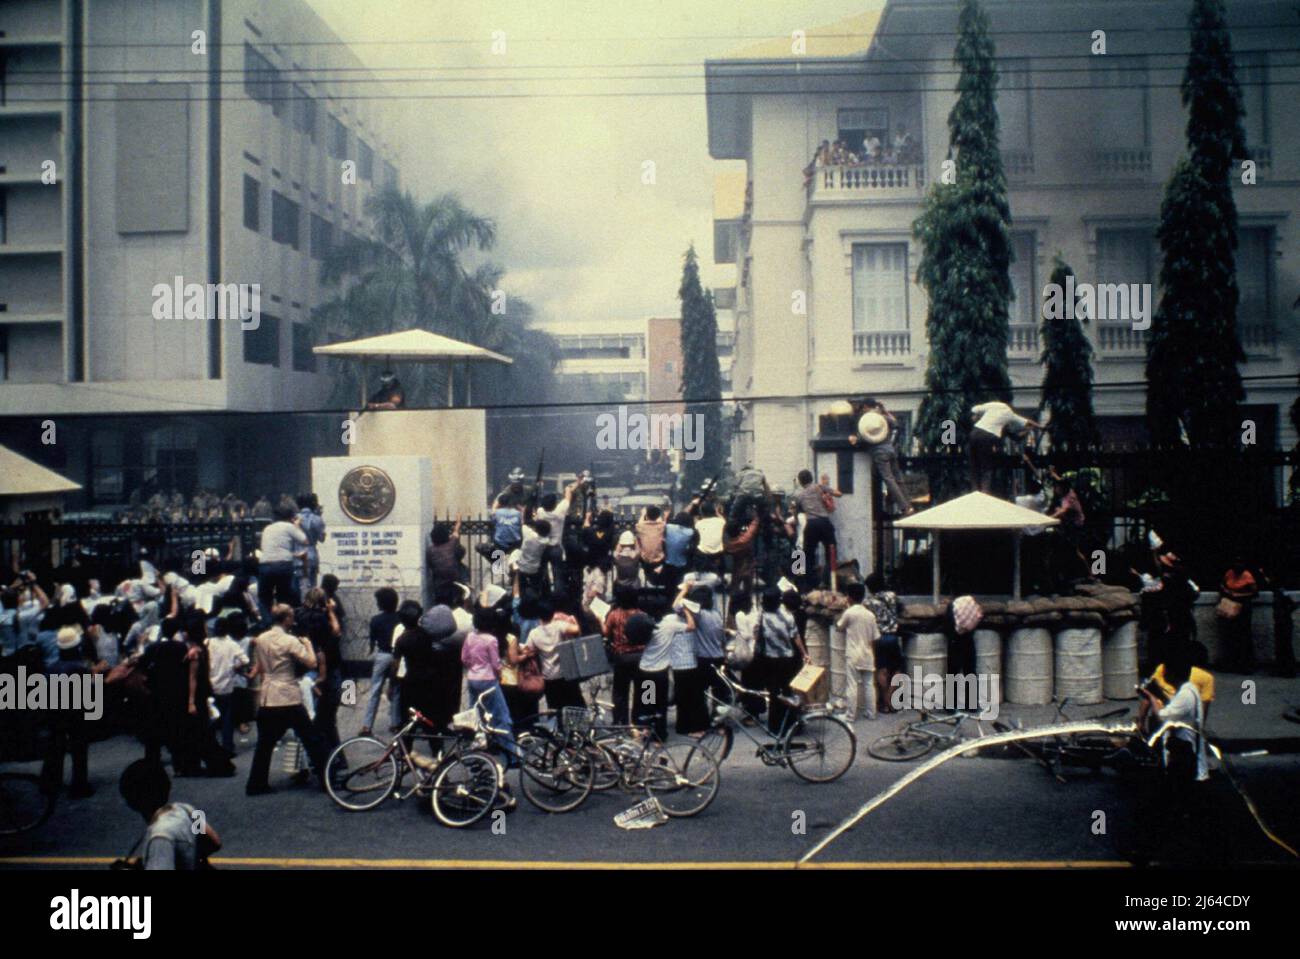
left=4, top=701, right=1297, bottom=869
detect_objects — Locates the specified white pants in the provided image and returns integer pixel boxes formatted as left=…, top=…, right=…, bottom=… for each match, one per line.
left=844, top=666, right=876, bottom=719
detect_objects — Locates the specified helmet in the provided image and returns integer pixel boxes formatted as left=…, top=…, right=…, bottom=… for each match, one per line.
left=507, top=467, right=526, bottom=483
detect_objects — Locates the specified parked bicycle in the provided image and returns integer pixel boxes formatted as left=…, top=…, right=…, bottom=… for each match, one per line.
left=325, top=690, right=507, bottom=828
left=867, top=709, right=993, bottom=762
left=520, top=705, right=721, bottom=817
left=694, top=665, right=856, bottom=783
left=0, top=772, right=55, bottom=836
left=993, top=699, right=1145, bottom=781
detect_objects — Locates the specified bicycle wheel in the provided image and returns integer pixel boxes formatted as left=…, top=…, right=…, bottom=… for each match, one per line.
left=642, top=741, right=720, bottom=817
left=581, top=743, right=622, bottom=791
left=0, top=773, right=55, bottom=836
left=785, top=714, right=857, bottom=782
left=518, top=732, right=594, bottom=813
left=325, top=737, right=400, bottom=811
left=695, top=723, right=734, bottom=763
left=431, top=752, right=500, bottom=828
left=867, top=729, right=933, bottom=763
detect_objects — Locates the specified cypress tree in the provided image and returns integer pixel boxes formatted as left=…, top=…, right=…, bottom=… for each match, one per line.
left=678, top=245, right=725, bottom=491
left=1039, top=255, right=1098, bottom=451
left=914, top=0, right=1014, bottom=459
left=1145, top=0, right=1247, bottom=447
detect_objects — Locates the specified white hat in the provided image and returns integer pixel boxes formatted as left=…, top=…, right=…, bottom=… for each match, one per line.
left=56, top=626, right=83, bottom=650
left=858, top=411, right=890, bottom=444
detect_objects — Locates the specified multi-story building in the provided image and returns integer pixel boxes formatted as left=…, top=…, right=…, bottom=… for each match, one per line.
left=706, top=0, right=1299, bottom=484
left=0, top=0, right=399, bottom=504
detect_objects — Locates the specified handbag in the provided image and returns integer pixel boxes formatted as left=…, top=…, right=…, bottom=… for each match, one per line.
left=517, top=653, right=545, bottom=695
left=1215, top=597, right=1244, bottom=621
left=819, top=488, right=837, bottom=513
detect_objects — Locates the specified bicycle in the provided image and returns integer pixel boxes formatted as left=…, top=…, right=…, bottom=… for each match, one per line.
left=0, top=772, right=55, bottom=836
left=694, top=665, right=856, bottom=783
left=993, top=699, right=1147, bottom=781
left=325, top=690, right=507, bottom=828
left=558, top=705, right=721, bottom=817
left=867, top=709, right=993, bottom=762
left=515, top=711, right=597, bottom=814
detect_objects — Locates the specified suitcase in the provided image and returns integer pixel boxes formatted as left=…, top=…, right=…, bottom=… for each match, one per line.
left=557, top=634, right=612, bottom=681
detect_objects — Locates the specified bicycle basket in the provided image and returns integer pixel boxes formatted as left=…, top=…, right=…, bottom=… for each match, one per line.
left=560, top=706, right=594, bottom=734
left=451, top=707, right=479, bottom=731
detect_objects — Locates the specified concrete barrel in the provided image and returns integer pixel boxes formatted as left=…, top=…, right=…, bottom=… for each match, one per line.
left=827, top=619, right=847, bottom=699
left=973, top=629, right=1002, bottom=693
left=903, top=632, right=947, bottom=683
left=1054, top=627, right=1104, bottom=705
left=1102, top=621, right=1140, bottom=700
left=1005, top=628, right=1053, bottom=705
left=804, top=619, right=831, bottom=669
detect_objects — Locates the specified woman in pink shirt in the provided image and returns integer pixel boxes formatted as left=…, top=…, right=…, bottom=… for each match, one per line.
left=461, top=608, right=519, bottom=768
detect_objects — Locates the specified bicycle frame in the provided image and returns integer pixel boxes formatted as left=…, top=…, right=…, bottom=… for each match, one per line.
left=372, top=691, right=509, bottom=800
left=707, top=665, right=812, bottom=750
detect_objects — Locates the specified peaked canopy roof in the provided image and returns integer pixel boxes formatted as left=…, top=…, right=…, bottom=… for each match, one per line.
left=313, top=329, right=512, bottom=365
left=0, top=445, right=82, bottom=497
left=894, top=491, right=1060, bottom=531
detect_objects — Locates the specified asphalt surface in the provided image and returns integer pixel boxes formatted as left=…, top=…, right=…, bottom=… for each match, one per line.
left=4, top=694, right=1298, bottom=869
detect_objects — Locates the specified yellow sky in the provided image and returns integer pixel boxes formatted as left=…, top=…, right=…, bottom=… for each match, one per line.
left=307, top=0, right=874, bottom=328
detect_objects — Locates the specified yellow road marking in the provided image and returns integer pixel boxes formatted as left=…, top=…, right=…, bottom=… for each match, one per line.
left=0, top=856, right=1132, bottom=870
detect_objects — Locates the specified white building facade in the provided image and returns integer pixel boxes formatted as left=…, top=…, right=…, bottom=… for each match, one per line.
left=706, top=0, right=1300, bottom=488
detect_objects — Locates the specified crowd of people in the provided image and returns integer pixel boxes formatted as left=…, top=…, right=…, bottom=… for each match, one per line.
left=803, top=127, right=920, bottom=185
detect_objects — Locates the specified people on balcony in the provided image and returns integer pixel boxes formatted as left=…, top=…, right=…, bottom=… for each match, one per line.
left=805, top=127, right=920, bottom=187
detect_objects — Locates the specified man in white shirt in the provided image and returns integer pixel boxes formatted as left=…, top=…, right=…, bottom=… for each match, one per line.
left=691, top=501, right=726, bottom=575
left=207, top=618, right=250, bottom=755
left=515, top=520, right=551, bottom=593
left=835, top=583, right=880, bottom=720
left=969, top=400, right=1041, bottom=494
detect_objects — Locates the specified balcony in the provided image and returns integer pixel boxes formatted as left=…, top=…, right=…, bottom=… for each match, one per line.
left=1097, top=322, right=1147, bottom=357
left=1086, top=150, right=1151, bottom=177
left=1008, top=325, right=1040, bottom=358
left=853, top=330, right=911, bottom=358
left=1239, top=321, right=1277, bottom=355
left=807, top=163, right=926, bottom=203
left=1003, top=151, right=1034, bottom=178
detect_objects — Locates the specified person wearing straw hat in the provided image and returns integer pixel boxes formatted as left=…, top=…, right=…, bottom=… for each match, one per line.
left=40, top=626, right=106, bottom=800
left=850, top=398, right=915, bottom=517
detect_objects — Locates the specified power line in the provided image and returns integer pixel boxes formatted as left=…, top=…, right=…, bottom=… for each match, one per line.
left=38, top=22, right=1300, bottom=49
left=9, top=76, right=1300, bottom=104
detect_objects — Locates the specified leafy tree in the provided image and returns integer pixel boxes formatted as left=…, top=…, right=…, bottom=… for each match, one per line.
left=315, top=186, right=553, bottom=407
left=1039, top=255, right=1098, bottom=451
left=677, top=245, right=725, bottom=491
left=1145, top=0, right=1247, bottom=447
left=914, top=0, right=1013, bottom=458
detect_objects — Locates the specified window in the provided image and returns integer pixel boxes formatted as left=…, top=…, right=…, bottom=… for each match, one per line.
left=838, top=108, right=888, bottom=157
left=0, top=328, right=7, bottom=381
left=329, top=115, right=349, bottom=159
left=852, top=244, right=909, bottom=332
left=714, top=221, right=738, bottom=264
left=999, top=59, right=1032, bottom=156
left=1238, top=52, right=1269, bottom=152
left=1096, top=229, right=1155, bottom=288
left=242, top=175, right=260, bottom=232
left=243, top=43, right=275, bottom=104
left=271, top=191, right=299, bottom=249
left=292, top=84, right=316, bottom=139
left=243, top=312, right=280, bottom=366
left=1237, top=227, right=1273, bottom=326
left=0, top=188, right=6, bottom=243
left=1008, top=232, right=1037, bottom=327
left=292, top=323, right=317, bottom=372
left=0, top=53, right=8, bottom=107
left=309, top=213, right=332, bottom=260
left=357, top=139, right=373, bottom=180
left=383, top=160, right=397, bottom=189
left=1089, top=57, right=1149, bottom=150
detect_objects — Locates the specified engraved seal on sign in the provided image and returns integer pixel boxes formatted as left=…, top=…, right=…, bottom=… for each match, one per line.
left=338, top=465, right=396, bottom=524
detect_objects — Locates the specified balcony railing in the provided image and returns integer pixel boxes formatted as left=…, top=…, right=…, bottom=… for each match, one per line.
left=1239, top=321, right=1277, bottom=354
left=1087, top=149, right=1151, bottom=176
left=1003, top=150, right=1035, bottom=177
left=808, top=163, right=926, bottom=201
left=1097, top=322, right=1147, bottom=356
left=853, top=330, right=911, bottom=358
left=1008, top=325, right=1040, bottom=356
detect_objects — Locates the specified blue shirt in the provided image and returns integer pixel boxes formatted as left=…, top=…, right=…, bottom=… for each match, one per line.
left=758, top=610, right=798, bottom=659
left=35, top=630, right=62, bottom=670
left=663, top=524, right=693, bottom=567
left=492, top=508, right=523, bottom=549
left=298, top=509, right=326, bottom=561
left=690, top=608, right=726, bottom=660
left=640, top=614, right=697, bottom=673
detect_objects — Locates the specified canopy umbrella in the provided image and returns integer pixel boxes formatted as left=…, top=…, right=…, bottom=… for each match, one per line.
left=313, top=328, right=513, bottom=407
left=0, top=444, right=82, bottom=496
left=892, top=491, right=1059, bottom=600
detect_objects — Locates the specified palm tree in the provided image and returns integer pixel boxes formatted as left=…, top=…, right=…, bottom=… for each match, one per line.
left=314, top=187, right=502, bottom=406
